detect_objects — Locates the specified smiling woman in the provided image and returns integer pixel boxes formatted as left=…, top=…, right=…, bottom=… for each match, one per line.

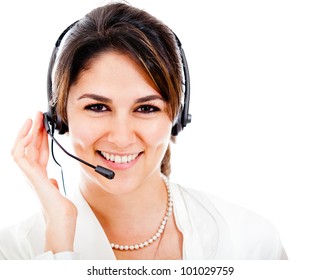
left=67, top=52, right=172, bottom=195
left=0, top=2, right=287, bottom=260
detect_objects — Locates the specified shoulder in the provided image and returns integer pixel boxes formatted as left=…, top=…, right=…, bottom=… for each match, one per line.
left=173, top=183, right=269, bottom=225
left=172, top=184, right=286, bottom=259
left=0, top=213, right=45, bottom=259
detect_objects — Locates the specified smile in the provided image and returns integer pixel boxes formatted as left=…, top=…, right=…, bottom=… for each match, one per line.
left=99, top=151, right=140, bottom=164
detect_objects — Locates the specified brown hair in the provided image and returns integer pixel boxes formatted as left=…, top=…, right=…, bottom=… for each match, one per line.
left=52, top=2, right=183, bottom=176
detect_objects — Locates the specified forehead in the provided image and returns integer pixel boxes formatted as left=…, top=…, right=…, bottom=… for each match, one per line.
left=70, top=51, right=161, bottom=100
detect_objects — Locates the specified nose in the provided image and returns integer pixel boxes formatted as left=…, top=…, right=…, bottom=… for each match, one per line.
left=107, top=115, right=136, bottom=148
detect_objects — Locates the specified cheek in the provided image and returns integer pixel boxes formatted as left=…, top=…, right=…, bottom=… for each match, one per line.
left=68, top=127, right=94, bottom=154
left=140, top=119, right=172, bottom=150
left=67, top=102, right=104, bottom=151
left=67, top=116, right=101, bottom=152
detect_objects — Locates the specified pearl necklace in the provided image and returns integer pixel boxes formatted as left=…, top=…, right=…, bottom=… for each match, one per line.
left=110, top=174, right=173, bottom=251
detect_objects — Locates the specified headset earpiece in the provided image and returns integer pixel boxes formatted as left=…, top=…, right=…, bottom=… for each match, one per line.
left=171, top=34, right=192, bottom=136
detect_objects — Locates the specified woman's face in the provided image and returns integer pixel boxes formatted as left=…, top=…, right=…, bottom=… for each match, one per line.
left=66, top=51, right=172, bottom=194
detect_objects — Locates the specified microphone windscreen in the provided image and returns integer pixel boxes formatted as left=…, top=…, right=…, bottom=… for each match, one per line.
left=95, top=165, right=115, bottom=179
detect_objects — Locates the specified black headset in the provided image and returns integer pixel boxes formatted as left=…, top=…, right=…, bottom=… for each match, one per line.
left=45, top=20, right=191, bottom=137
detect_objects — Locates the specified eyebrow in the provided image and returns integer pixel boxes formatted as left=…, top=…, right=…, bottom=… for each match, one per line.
left=135, top=95, right=164, bottom=103
left=78, top=94, right=111, bottom=103
left=78, top=93, right=164, bottom=103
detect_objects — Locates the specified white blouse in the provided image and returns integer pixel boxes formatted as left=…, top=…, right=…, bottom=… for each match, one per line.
left=0, top=183, right=287, bottom=260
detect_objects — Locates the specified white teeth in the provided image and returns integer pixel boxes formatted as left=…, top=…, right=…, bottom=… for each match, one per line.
left=121, top=155, right=128, bottom=163
left=115, top=155, right=121, bottom=164
left=100, top=152, right=139, bottom=164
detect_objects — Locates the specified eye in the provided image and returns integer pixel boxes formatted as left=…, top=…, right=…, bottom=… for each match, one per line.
left=135, top=104, right=160, bottom=114
left=84, top=103, right=109, bottom=113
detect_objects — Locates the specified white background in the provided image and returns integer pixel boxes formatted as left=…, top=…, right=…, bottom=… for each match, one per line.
left=0, top=0, right=319, bottom=267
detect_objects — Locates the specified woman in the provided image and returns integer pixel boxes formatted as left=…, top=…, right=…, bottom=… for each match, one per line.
left=0, top=2, right=286, bottom=260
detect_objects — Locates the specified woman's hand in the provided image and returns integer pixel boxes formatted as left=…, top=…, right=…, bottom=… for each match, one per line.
left=11, top=111, right=78, bottom=253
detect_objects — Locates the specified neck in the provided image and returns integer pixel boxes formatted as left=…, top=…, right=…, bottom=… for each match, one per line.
left=79, top=173, right=168, bottom=230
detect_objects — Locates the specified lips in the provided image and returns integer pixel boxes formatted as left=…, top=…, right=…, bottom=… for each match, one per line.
left=99, top=151, right=140, bottom=164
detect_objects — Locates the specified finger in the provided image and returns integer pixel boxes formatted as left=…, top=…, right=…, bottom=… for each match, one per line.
left=23, top=112, right=49, bottom=164
left=29, top=111, right=47, bottom=151
left=38, top=130, right=49, bottom=168
left=35, top=113, right=50, bottom=167
left=11, top=118, right=34, bottom=162
left=11, top=118, right=33, bottom=155
left=49, top=178, right=60, bottom=191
